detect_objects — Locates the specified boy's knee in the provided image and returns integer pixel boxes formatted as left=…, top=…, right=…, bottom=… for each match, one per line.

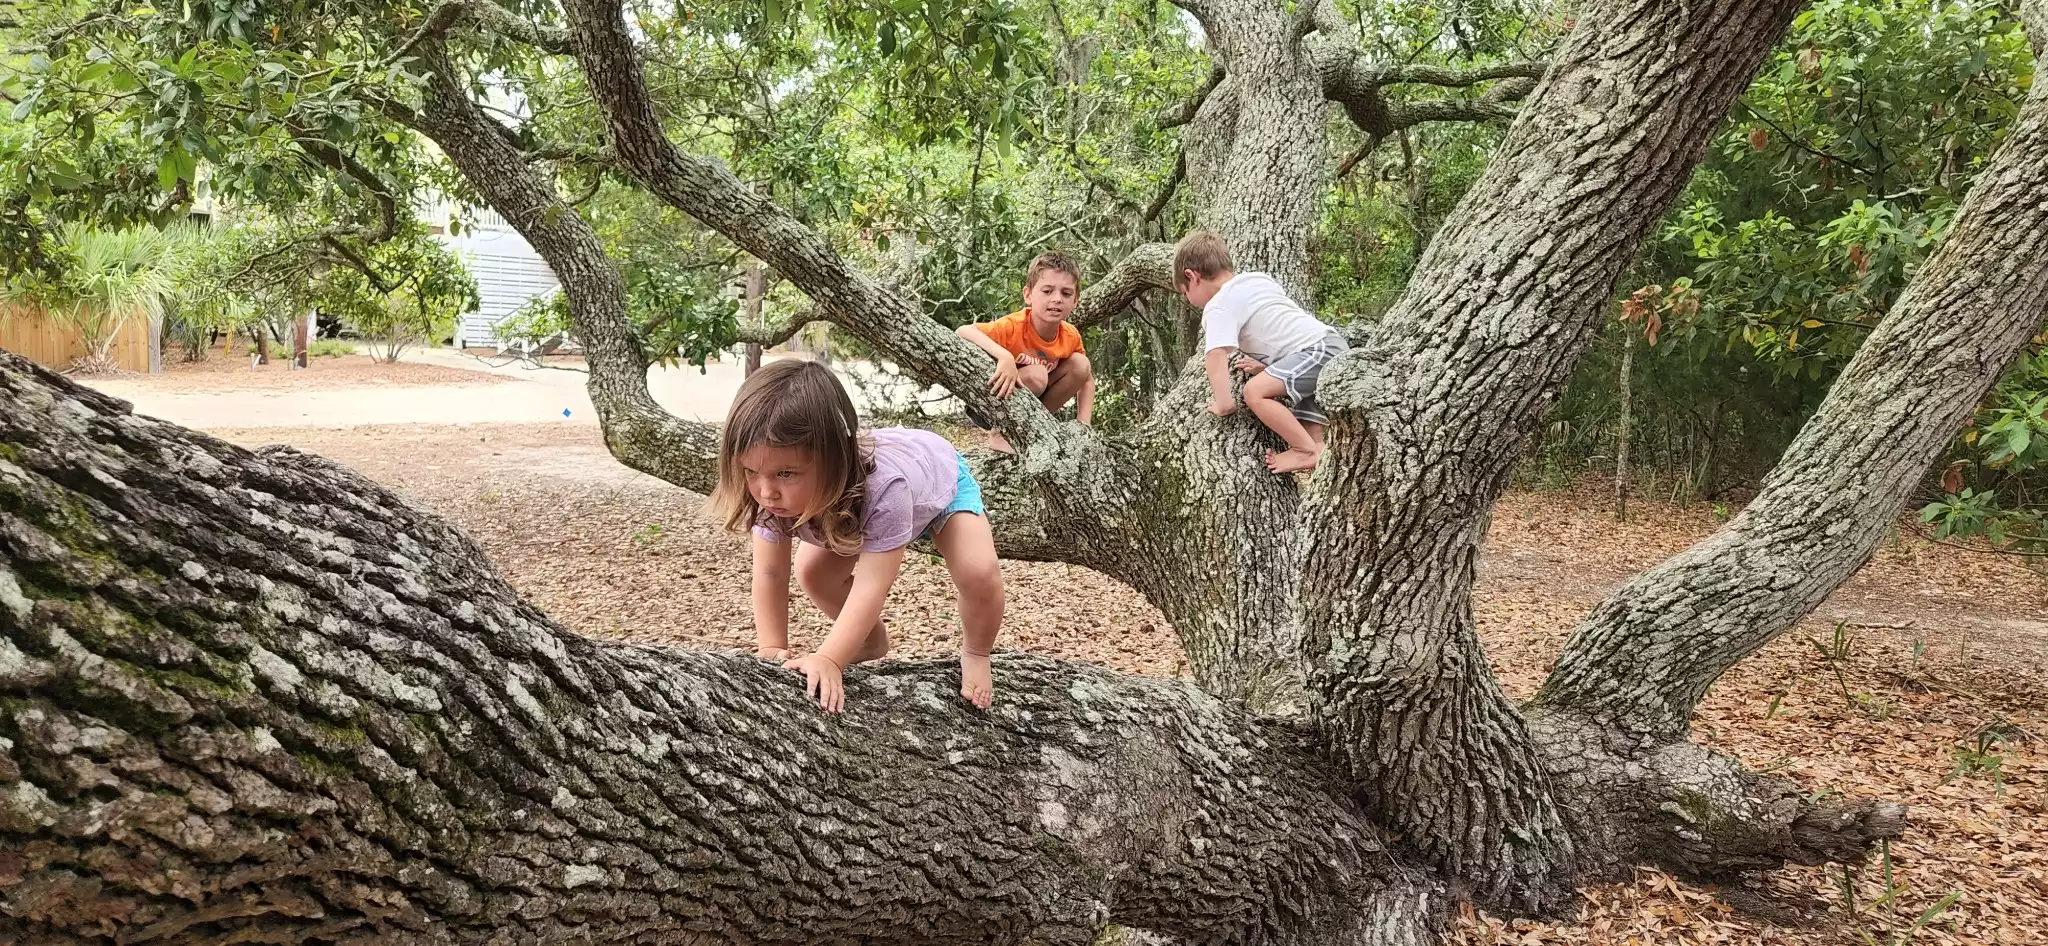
left=1019, top=363, right=1051, bottom=394
left=1060, top=352, right=1092, bottom=379
left=1242, top=373, right=1285, bottom=401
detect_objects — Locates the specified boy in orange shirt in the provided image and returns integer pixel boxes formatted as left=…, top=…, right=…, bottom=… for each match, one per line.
left=955, top=250, right=1094, bottom=453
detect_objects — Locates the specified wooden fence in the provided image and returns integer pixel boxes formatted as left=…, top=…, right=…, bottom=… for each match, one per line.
left=0, top=305, right=157, bottom=374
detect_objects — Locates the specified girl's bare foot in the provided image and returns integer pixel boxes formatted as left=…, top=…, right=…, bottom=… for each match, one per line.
left=986, top=431, right=1014, bottom=454
left=959, top=652, right=994, bottom=709
left=1265, top=446, right=1322, bottom=474
left=850, top=620, right=891, bottom=663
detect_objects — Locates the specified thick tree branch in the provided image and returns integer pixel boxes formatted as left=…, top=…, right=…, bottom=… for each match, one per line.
left=1534, top=65, right=2048, bottom=740
left=390, top=40, right=723, bottom=496
left=730, top=305, right=822, bottom=346
left=1156, top=67, right=1224, bottom=130
left=388, top=6, right=1108, bottom=575
left=558, top=0, right=1125, bottom=490
left=1320, top=56, right=1546, bottom=137
left=1298, top=0, right=1806, bottom=913
left=1071, top=243, right=1174, bottom=330
left=0, top=352, right=1440, bottom=946
left=389, top=0, right=570, bottom=62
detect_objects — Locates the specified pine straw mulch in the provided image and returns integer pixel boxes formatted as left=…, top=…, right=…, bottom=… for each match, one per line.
left=212, top=422, right=2048, bottom=946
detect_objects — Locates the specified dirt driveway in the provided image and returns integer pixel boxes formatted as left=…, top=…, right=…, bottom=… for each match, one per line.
left=80, top=348, right=764, bottom=428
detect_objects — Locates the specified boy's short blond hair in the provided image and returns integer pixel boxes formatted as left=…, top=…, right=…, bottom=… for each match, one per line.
left=1172, top=231, right=1234, bottom=289
left=1025, top=250, right=1083, bottom=290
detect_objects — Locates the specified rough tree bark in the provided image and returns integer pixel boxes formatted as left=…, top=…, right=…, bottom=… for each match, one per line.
left=1533, top=29, right=2048, bottom=740
left=0, top=351, right=1446, bottom=945
left=1298, top=0, right=1808, bottom=911
left=106, top=0, right=2048, bottom=937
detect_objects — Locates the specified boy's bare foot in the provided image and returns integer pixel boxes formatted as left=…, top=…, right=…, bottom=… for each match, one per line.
left=1265, top=447, right=1322, bottom=474
left=959, top=652, right=994, bottom=709
left=986, top=431, right=1015, bottom=454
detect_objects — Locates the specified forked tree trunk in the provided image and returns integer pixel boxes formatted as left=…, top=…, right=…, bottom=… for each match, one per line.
left=1535, top=54, right=2048, bottom=740
left=1296, top=0, right=1806, bottom=912
left=318, top=0, right=2020, bottom=933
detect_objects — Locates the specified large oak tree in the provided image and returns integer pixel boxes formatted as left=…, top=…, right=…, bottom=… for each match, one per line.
left=3, top=0, right=2048, bottom=941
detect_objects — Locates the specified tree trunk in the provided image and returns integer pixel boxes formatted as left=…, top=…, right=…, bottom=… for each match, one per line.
left=1535, top=58, right=2048, bottom=740
left=744, top=263, right=766, bottom=376
left=0, top=349, right=1434, bottom=946
left=253, top=326, right=270, bottom=366
left=292, top=310, right=310, bottom=370
left=1615, top=326, right=1633, bottom=522
left=1297, top=0, right=1806, bottom=912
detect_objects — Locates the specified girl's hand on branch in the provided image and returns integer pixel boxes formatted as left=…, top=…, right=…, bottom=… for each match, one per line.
left=784, top=653, right=846, bottom=713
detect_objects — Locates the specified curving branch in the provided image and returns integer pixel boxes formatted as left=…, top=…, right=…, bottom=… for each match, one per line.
left=375, top=4, right=1107, bottom=571
left=1314, top=37, right=1548, bottom=138
left=1534, top=53, right=2048, bottom=741
left=1156, top=67, right=1225, bottom=131
left=1071, top=243, right=1175, bottom=330
left=1336, top=133, right=1384, bottom=180
left=388, top=0, right=570, bottom=63
left=731, top=305, right=825, bottom=347
left=1142, top=152, right=1186, bottom=225
left=557, top=0, right=1116, bottom=479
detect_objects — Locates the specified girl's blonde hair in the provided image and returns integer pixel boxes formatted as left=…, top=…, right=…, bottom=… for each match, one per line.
left=710, top=359, right=873, bottom=556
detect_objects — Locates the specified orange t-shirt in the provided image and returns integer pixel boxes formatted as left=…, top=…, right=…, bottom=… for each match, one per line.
left=972, top=309, right=1084, bottom=364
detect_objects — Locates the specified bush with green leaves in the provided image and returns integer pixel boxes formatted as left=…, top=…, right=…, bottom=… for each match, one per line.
left=1539, top=0, right=2035, bottom=496
left=315, top=232, right=477, bottom=363
left=0, top=222, right=195, bottom=373
left=1921, top=346, right=2048, bottom=559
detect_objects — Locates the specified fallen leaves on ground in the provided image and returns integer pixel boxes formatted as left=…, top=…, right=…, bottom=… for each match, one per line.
left=214, top=422, right=2048, bottom=946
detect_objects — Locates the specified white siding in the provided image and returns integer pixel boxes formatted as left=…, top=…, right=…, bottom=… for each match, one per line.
left=435, top=225, right=561, bottom=349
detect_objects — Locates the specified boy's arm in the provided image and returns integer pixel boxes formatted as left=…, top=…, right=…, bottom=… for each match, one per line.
left=1076, top=368, right=1095, bottom=425
left=1204, top=347, right=1236, bottom=415
left=955, top=324, right=1024, bottom=396
left=956, top=323, right=1018, bottom=361
left=751, top=534, right=794, bottom=657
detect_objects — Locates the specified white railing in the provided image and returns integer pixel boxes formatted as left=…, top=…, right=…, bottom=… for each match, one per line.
left=416, top=196, right=512, bottom=232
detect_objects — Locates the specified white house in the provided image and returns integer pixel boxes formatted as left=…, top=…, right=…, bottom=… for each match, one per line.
left=420, top=199, right=562, bottom=351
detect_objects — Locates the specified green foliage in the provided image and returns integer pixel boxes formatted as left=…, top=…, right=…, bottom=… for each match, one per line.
left=0, top=221, right=194, bottom=371
left=306, top=338, right=354, bottom=357
left=1919, top=347, right=2048, bottom=556
left=1545, top=0, right=2035, bottom=497
left=314, top=231, right=477, bottom=363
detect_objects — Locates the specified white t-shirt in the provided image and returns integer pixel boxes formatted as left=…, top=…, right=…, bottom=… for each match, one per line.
left=1200, top=272, right=1331, bottom=359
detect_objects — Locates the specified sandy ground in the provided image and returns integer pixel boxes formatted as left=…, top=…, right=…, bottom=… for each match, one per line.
left=82, top=347, right=949, bottom=430
left=199, top=419, right=2048, bottom=946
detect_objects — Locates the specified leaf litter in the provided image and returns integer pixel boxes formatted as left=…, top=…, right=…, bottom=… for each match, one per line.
left=214, top=423, right=2047, bottom=946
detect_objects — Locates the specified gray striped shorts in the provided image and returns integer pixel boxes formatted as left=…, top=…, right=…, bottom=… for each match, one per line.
left=1261, top=332, right=1348, bottom=426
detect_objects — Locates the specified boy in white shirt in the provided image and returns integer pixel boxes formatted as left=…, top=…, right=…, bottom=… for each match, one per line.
left=1173, top=230, right=1349, bottom=473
